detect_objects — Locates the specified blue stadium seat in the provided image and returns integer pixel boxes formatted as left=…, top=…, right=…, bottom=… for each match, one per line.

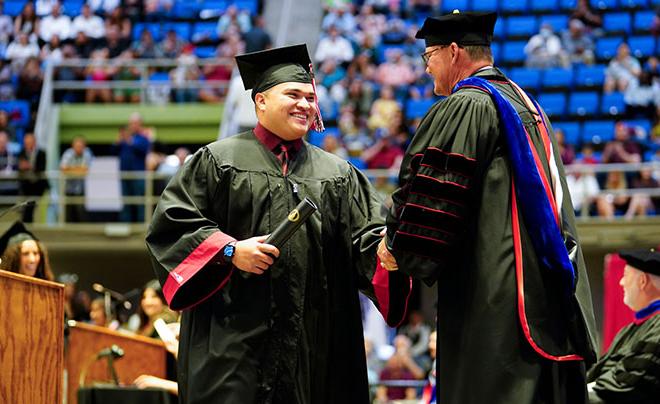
left=568, top=92, right=599, bottom=116
left=491, top=42, right=501, bottom=62
left=574, top=64, right=606, bottom=88
left=603, top=12, right=632, bottom=34
left=541, top=67, right=574, bottom=89
left=405, top=99, right=435, bottom=119
left=538, top=93, right=567, bottom=117
left=509, top=67, right=542, bottom=91
left=172, top=1, right=202, bottom=19
left=553, top=121, right=582, bottom=146
left=620, top=0, right=649, bottom=8
left=530, top=0, right=558, bottom=12
left=628, top=36, right=656, bottom=58
left=501, top=41, right=527, bottom=64
left=595, top=37, right=624, bottom=60
left=590, top=0, right=619, bottom=9
left=0, top=100, right=30, bottom=128
left=307, top=130, right=326, bottom=147
left=539, top=14, right=569, bottom=31
left=192, top=22, right=219, bottom=43
left=235, top=0, right=258, bottom=14
left=441, top=0, right=469, bottom=13
left=633, top=10, right=656, bottom=32
left=501, top=0, right=529, bottom=13
left=494, top=18, right=505, bottom=38
left=149, top=72, right=170, bottom=82
left=375, top=44, right=405, bottom=64
left=162, top=23, right=192, bottom=42
left=506, top=16, right=538, bottom=38
left=194, top=46, right=216, bottom=58
left=200, top=0, right=229, bottom=12
left=472, top=0, right=499, bottom=12
left=348, top=157, right=367, bottom=169
left=63, top=0, right=84, bottom=16
left=600, top=92, right=626, bottom=115
left=3, top=1, right=26, bottom=17
left=559, top=0, right=578, bottom=10
left=582, top=120, right=615, bottom=144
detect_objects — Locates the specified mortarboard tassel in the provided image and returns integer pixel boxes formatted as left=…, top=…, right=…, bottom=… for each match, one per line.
left=308, top=63, right=325, bottom=132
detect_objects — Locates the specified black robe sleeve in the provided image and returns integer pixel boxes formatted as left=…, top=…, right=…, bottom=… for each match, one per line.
left=386, top=93, right=498, bottom=284
left=146, top=147, right=236, bottom=310
left=349, top=165, right=412, bottom=327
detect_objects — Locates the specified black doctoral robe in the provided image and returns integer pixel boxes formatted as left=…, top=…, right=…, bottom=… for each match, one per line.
left=587, top=310, right=660, bottom=403
left=386, top=67, right=598, bottom=403
left=146, top=129, right=411, bottom=404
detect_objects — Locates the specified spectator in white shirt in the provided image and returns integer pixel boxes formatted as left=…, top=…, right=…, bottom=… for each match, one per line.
left=35, top=0, right=59, bottom=17
left=39, top=2, right=72, bottom=43
left=73, top=4, right=105, bottom=39
left=5, top=33, right=40, bottom=71
left=322, top=5, right=357, bottom=35
left=524, top=23, right=568, bottom=68
left=87, top=0, right=120, bottom=16
left=315, top=25, right=355, bottom=65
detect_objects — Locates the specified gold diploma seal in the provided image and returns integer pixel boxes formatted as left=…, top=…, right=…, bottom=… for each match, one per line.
left=288, top=209, right=300, bottom=222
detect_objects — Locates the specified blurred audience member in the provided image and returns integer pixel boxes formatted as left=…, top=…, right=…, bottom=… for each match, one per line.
left=524, top=23, right=568, bottom=68
left=0, top=221, right=54, bottom=281
left=14, top=2, right=39, bottom=43
left=17, top=132, right=48, bottom=222
left=111, top=49, right=141, bottom=103
left=72, top=3, right=105, bottom=40
left=39, top=2, right=72, bottom=43
left=322, top=4, right=357, bottom=34
left=420, top=330, right=437, bottom=404
left=0, top=130, right=18, bottom=206
left=315, top=25, right=354, bottom=65
left=5, top=32, right=40, bottom=71
left=144, top=0, right=174, bottom=21
left=625, top=168, right=659, bottom=219
left=602, top=122, right=642, bottom=164
left=105, top=6, right=132, bottom=42
left=84, top=48, right=113, bottom=103
left=362, top=128, right=404, bottom=170
left=158, top=29, right=185, bottom=59
left=88, top=0, right=121, bottom=16
left=116, top=113, right=151, bottom=222
left=399, top=310, right=431, bottom=360
left=130, top=279, right=178, bottom=338
left=322, top=134, right=348, bottom=159
left=60, top=135, right=94, bottom=222
left=59, top=273, right=91, bottom=322
left=556, top=128, right=576, bottom=165
left=597, top=171, right=630, bottom=219
left=376, top=48, right=416, bottom=90
left=571, top=0, right=603, bottom=31
left=242, top=15, right=272, bottom=53
left=0, top=59, right=15, bottom=101
left=376, top=335, right=424, bottom=402
left=170, top=45, right=200, bottom=103
left=217, top=5, right=251, bottom=38
left=604, top=43, right=641, bottom=93
left=89, top=297, right=120, bottom=329
left=367, top=85, right=400, bottom=131
left=132, top=28, right=162, bottom=59
left=561, top=19, right=595, bottom=65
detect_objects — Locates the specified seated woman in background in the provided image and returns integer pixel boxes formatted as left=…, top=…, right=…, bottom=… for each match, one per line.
left=0, top=221, right=54, bottom=281
left=88, top=297, right=120, bottom=330
left=128, top=279, right=178, bottom=338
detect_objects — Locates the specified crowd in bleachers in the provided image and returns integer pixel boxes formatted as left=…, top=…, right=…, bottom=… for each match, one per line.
left=311, top=0, right=660, bottom=219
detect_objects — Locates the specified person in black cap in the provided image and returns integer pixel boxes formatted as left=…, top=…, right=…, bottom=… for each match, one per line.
left=146, top=44, right=411, bottom=404
left=587, top=248, right=660, bottom=403
left=378, top=10, right=598, bottom=404
left=0, top=221, right=54, bottom=281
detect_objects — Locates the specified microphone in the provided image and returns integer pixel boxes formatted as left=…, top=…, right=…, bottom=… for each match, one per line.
left=96, top=344, right=124, bottom=359
left=92, top=283, right=132, bottom=310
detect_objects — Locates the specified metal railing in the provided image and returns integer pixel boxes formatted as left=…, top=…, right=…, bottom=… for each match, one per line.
left=0, top=161, right=657, bottom=225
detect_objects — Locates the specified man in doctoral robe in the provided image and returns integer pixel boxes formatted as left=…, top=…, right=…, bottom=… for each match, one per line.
left=378, top=11, right=598, bottom=404
left=146, top=44, right=411, bottom=404
left=587, top=248, right=660, bottom=403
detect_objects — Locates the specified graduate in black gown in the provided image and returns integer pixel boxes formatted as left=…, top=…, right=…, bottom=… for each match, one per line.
left=377, top=11, right=598, bottom=404
left=146, top=44, right=411, bottom=404
left=587, top=249, right=660, bottom=404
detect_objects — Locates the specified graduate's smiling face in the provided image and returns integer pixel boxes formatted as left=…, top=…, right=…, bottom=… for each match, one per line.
left=256, top=82, right=316, bottom=141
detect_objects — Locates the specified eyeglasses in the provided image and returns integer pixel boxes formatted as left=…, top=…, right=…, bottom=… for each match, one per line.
left=421, top=47, right=442, bottom=65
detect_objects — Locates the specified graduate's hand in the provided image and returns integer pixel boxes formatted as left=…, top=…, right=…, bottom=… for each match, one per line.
left=377, top=229, right=398, bottom=271
left=233, top=235, right=280, bottom=275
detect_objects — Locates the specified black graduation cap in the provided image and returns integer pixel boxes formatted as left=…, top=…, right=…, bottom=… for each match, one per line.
left=235, top=43, right=325, bottom=131
left=0, top=221, right=37, bottom=257
left=415, top=11, right=497, bottom=47
left=235, top=44, right=313, bottom=100
left=619, top=249, right=660, bottom=277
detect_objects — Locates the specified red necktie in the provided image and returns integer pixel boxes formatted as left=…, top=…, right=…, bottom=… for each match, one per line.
left=278, top=143, right=289, bottom=175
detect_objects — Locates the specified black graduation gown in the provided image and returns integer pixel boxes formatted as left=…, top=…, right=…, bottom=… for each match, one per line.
left=146, top=131, right=411, bottom=404
left=587, top=313, right=660, bottom=403
left=386, top=68, right=598, bottom=404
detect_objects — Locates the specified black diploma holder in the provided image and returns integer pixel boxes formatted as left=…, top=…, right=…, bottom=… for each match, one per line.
left=265, top=197, right=318, bottom=249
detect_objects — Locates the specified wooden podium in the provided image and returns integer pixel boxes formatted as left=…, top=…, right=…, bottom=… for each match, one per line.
left=66, top=321, right=168, bottom=404
left=0, top=269, right=65, bottom=404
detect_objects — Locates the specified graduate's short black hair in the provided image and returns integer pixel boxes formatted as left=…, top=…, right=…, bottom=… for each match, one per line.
left=235, top=44, right=313, bottom=101
left=415, top=11, right=497, bottom=48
